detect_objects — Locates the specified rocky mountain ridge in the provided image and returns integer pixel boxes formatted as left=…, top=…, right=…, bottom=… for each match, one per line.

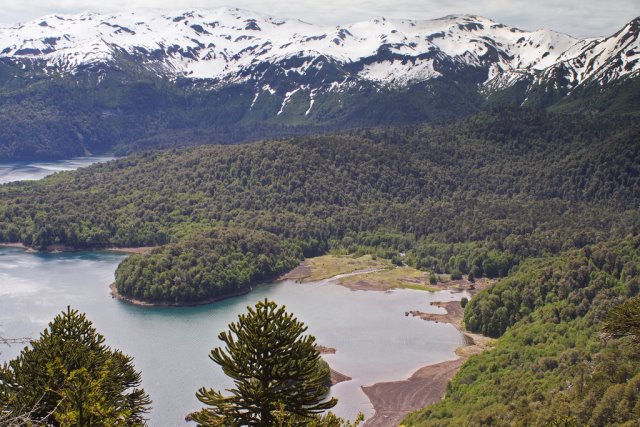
left=1, top=9, right=638, bottom=96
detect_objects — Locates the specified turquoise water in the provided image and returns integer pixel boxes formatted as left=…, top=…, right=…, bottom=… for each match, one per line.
left=0, top=248, right=467, bottom=425
left=0, top=156, right=114, bottom=184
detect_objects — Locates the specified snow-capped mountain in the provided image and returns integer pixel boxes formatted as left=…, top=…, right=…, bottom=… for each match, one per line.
left=0, top=9, right=639, bottom=162
left=0, top=8, right=638, bottom=93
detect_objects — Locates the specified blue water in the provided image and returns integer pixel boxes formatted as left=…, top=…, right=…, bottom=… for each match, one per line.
left=0, top=157, right=467, bottom=425
left=0, top=248, right=467, bottom=425
left=0, top=156, right=114, bottom=184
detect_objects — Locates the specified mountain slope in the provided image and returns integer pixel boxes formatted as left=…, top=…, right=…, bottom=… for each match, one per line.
left=0, top=10, right=639, bottom=160
left=2, top=9, right=637, bottom=91
left=404, top=237, right=640, bottom=426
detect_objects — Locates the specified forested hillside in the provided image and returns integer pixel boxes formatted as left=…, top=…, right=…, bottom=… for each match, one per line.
left=0, top=109, right=639, bottom=303
left=114, top=228, right=302, bottom=303
left=404, top=236, right=640, bottom=426
left=0, top=73, right=333, bottom=160
left=1, top=10, right=638, bottom=161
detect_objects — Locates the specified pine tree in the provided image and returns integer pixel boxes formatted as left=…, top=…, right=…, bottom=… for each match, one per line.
left=193, top=299, right=337, bottom=426
left=0, top=307, right=150, bottom=426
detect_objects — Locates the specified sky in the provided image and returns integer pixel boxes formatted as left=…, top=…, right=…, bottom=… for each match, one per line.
left=1, top=0, right=638, bottom=38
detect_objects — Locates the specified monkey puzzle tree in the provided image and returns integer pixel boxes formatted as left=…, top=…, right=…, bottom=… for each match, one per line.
left=193, top=299, right=337, bottom=426
left=0, top=307, right=150, bottom=426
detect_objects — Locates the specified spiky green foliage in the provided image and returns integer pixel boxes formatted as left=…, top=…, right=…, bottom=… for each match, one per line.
left=272, top=405, right=364, bottom=427
left=0, top=307, right=150, bottom=426
left=193, top=299, right=337, bottom=426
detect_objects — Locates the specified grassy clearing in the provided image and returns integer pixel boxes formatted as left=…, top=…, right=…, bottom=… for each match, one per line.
left=302, top=254, right=393, bottom=281
left=338, top=265, right=437, bottom=291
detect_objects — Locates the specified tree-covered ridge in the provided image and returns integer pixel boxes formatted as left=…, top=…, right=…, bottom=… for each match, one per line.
left=115, top=228, right=302, bottom=304
left=0, top=109, right=639, bottom=302
left=403, top=236, right=640, bottom=426
left=0, top=69, right=481, bottom=161
left=464, top=237, right=640, bottom=338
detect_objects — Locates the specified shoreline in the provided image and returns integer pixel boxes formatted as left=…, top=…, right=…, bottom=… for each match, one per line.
left=361, top=295, right=491, bottom=427
left=104, top=246, right=157, bottom=254
left=108, top=256, right=489, bottom=425
left=4, top=245, right=486, bottom=421
left=0, top=242, right=156, bottom=255
left=111, top=281, right=354, bottom=386
left=109, top=283, right=255, bottom=308
left=0, top=242, right=37, bottom=253
left=362, top=358, right=465, bottom=427
left=108, top=261, right=400, bottom=308
left=330, top=368, right=352, bottom=386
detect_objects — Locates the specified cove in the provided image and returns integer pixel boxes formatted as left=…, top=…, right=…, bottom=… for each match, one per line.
left=0, top=247, right=467, bottom=425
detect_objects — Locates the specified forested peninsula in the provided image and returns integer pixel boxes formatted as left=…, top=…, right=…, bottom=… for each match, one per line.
left=0, top=109, right=639, bottom=304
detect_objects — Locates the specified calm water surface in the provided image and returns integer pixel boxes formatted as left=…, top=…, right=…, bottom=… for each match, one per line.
left=0, top=158, right=466, bottom=425
left=0, top=156, right=114, bottom=184
left=0, top=248, right=467, bottom=426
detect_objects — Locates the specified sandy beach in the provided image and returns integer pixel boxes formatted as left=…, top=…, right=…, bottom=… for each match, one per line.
left=362, top=358, right=465, bottom=427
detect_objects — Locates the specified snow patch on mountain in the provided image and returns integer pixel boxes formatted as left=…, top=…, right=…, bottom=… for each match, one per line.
left=359, top=58, right=441, bottom=85
left=0, top=8, right=638, bottom=92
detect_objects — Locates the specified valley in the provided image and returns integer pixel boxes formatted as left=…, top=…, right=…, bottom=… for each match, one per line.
left=1, top=6, right=639, bottom=426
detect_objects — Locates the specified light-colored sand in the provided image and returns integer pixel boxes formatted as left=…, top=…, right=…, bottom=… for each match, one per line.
left=105, top=246, right=157, bottom=254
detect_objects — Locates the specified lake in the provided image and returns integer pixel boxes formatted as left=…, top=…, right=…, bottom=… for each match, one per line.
left=0, top=156, right=114, bottom=184
left=0, top=247, right=467, bottom=425
left=0, top=157, right=466, bottom=425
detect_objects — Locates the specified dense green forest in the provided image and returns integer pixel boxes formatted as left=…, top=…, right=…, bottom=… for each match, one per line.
left=2, top=54, right=638, bottom=162
left=0, top=109, right=639, bottom=303
left=0, top=68, right=481, bottom=161
left=403, top=236, right=640, bottom=426
left=115, top=228, right=302, bottom=304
